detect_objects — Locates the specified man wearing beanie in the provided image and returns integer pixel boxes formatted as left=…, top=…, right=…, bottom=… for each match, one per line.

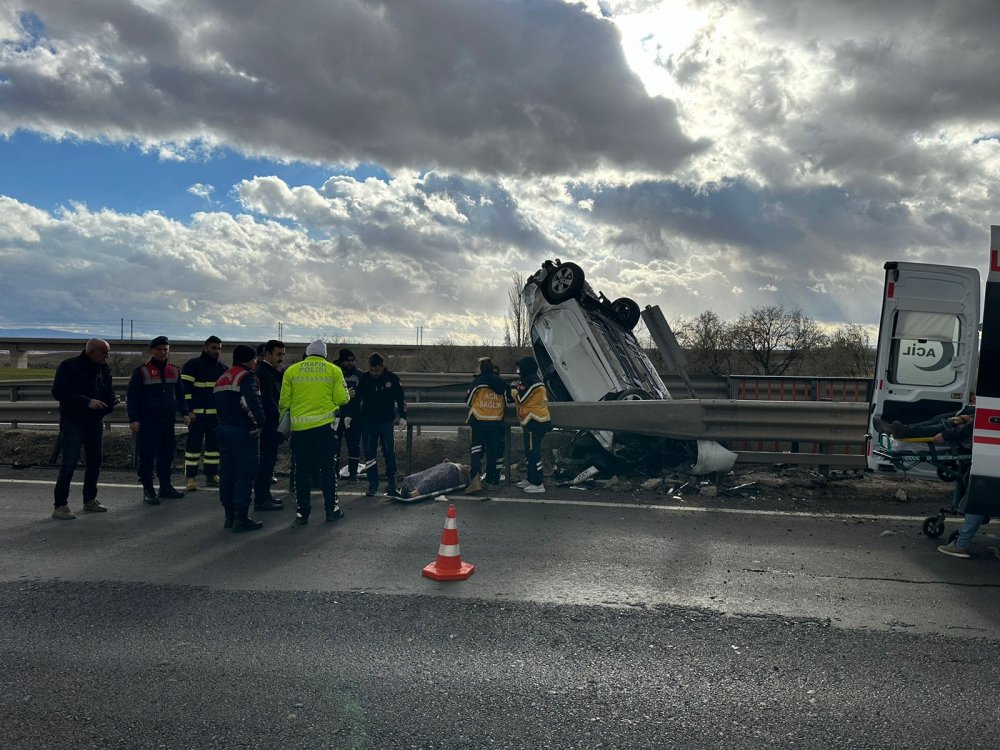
left=279, top=339, right=350, bottom=524
left=180, top=335, right=227, bottom=491
left=126, top=336, right=193, bottom=504
left=214, top=345, right=266, bottom=532
left=509, top=356, right=551, bottom=493
left=334, top=348, right=363, bottom=482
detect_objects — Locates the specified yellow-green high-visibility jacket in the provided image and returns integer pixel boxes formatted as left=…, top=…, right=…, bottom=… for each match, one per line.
left=278, top=355, right=349, bottom=432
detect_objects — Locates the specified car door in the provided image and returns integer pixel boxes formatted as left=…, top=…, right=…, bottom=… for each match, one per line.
left=867, top=261, right=980, bottom=472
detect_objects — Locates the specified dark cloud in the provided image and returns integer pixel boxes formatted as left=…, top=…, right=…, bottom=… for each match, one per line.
left=0, top=0, right=705, bottom=175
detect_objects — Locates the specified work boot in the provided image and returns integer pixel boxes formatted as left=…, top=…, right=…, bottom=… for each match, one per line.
left=464, top=476, right=483, bottom=495
left=185, top=477, right=199, bottom=492
left=232, top=515, right=263, bottom=533
left=206, top=475, right=220, bottom=488
left=294, top=511, right=309, bottom=525
left=158, top=486, right=185, bottom=499
left=223, top=516, right=234, bottom=529
left=83, top=499, right=108, bottom=513
left=326, top=506, right=345, bottom=523
left=142, top=488, right=160, bottom=505
left=52, top=505, right=76, bottom=520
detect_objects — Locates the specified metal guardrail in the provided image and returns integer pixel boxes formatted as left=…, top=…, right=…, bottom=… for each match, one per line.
left=0, top=399, right=870, bottom=468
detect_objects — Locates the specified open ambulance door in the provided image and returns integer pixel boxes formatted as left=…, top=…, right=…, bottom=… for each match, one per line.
left=867, top=261, right=980, bottom=473
left=966, top=226, right=1000, bottom=515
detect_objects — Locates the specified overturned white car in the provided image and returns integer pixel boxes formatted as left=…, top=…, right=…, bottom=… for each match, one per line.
left=523, top=259, right=735, bottom=475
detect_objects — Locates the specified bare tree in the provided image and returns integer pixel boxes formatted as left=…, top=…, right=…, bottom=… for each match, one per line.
left=503, top=271, right=530, bottom=349
left=730, top=305, right=826, bottom=376
left=811, top=323, right=874, bottom=377
left=673, top=310, right=737, bottom=375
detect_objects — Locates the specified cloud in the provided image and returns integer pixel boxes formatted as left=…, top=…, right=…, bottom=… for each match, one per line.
left=186, top=183, right=214, bottom=202
left=0, top=0, right=704, bottom=175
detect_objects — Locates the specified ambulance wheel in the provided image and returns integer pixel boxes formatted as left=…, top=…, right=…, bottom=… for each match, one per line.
left=611, top=297, right=641, bottom=330
left=922, top=517, right=945, bottom=538
left=541, top=262, right=585, bottom=304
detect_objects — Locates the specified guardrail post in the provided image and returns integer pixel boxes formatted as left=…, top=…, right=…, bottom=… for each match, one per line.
left=818, top=443, right=831, bottom=476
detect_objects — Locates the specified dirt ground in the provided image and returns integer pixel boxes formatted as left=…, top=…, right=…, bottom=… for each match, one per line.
left=0, top=427, right=957, bottom=516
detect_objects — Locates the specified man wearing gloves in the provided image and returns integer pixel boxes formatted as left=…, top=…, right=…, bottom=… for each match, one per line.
left=127, top=336, right=193, bottom=505
left=214, top=345, right=266, bottom=532
left=509, top=356, right=551, bottom=493
left=279, top=340, right=350, bottom=524
left=357, top=352, right=407, bottom=497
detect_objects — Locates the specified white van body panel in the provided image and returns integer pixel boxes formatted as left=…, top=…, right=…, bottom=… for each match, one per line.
left=966, top=226, right=1000, bottom=516
left=868, top=262, right=980, bottom=475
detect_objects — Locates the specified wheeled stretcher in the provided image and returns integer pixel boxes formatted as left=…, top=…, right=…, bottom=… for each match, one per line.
left=870, top=434, right=981, bottom=539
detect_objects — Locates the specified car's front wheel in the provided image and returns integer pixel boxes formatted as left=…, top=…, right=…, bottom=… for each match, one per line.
left=541, top=262, right=585, bottom=304
left=611, top=297, right=641, bottom=330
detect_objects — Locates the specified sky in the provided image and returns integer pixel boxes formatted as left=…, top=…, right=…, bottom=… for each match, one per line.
left=1, top=0, right=999, bottom=345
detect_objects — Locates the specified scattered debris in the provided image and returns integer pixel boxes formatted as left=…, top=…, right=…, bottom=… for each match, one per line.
left=879, top=530, right=896, bottom=537
left=640, top=477, right=664, bottom=491
left=894, top=489, right=909, bottom=502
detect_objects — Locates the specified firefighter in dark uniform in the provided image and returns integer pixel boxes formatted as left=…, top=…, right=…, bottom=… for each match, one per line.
left=181, top=336, right=227, bottom=491
left=464, top=357, right=508, bottom=494
left=214, top=344, right=267, bottom=532
left=509, top=356, right=551, bottom=493
left=127, top=336, right=193, bottom=504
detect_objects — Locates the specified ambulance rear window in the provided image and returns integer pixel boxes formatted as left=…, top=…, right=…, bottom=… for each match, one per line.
left=888, top=313, right=961, bottom=387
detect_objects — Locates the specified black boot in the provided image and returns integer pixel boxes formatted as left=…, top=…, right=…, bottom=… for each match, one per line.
left=223, top=515, right=234, bottom=529
left=158, top=485, right=185, bottom=499
left=232, top=512, right=263, bottom=533
left=254, top=498, right=283, bottom=512
left=325, top=500, right=344, bottom=523
left=142, top=487, right=159, bottom=505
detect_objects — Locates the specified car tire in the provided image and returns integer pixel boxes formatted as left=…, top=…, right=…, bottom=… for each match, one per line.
left=615, top=388, right=652, bottom=400
left=541, top=262, right=585, bottom=304
left=611, top=297, right=641, bottom=330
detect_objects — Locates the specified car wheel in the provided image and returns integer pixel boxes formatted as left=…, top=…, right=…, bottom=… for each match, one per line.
left=611, top=297, right=641, bottom=330
left=541, top=262, right=585, bottom=304
left=616, top=388, right=652, bottom=400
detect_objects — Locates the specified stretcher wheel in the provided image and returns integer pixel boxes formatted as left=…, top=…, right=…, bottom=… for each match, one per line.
left=922, top=517, right=945, bottom=538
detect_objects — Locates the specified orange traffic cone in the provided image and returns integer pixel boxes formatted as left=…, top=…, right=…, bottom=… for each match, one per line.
left=422, top=503, right=475, bottom=581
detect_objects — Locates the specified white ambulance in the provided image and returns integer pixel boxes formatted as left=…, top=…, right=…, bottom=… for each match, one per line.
left=868, top=225, right=999, bottom=520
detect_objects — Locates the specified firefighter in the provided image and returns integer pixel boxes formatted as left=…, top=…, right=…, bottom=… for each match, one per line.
left=180, top=336, right=227, bottom=491
left=464, top=357, right=508, bottom=494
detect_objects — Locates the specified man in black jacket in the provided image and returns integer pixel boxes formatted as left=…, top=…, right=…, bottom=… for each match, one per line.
left=253, top=339, right=285, bottom=511
left=358, top=352, right=407, bottom=497
left=214, top=345, right=267, bottom=532
left=127, top=336, right=193, bottom=505
left=50, top=338, right=120, bottom=520
left=334, top=348, right=363, bottom=482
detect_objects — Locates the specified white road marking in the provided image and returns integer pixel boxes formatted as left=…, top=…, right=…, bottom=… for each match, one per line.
left=0, top=477, right=940, bottom=522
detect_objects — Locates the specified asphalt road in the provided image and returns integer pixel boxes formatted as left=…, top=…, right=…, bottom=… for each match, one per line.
left=1, top=470, right=999, bottom=749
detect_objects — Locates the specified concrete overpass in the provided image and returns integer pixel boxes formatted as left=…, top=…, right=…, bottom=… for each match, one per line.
left=0, top=337, right=426, bottom=368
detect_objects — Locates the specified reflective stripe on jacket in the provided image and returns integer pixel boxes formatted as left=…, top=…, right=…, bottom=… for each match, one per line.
left=278, top=356, right=350, bottom=432
left=466, top=383, right=506, bottom=422
left=181, top=353, right=227, bottom=415
left=510, top=380, right=551, bottom=426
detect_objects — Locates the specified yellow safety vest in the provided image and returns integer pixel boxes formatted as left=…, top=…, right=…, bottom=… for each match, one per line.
left=278, top=356, right=349, bottom=432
